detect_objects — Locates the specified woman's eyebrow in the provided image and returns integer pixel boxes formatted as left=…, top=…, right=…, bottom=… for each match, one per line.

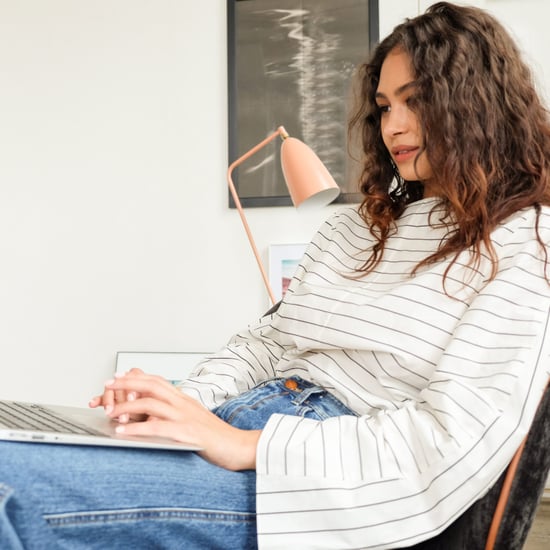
left=375, top=80, right=417, bottom=100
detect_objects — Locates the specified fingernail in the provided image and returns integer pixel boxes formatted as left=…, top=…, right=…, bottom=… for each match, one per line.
left=105, top=405, right=113, bottom=415
left=115, top=425, right=125, bottom=434
left=119, top=413, right=129, bottom=424
left=115, top=372, right=125, bottom=379
left=128, top=392, right=136, bottom=402
left=105, top=379, right=114, bottom=387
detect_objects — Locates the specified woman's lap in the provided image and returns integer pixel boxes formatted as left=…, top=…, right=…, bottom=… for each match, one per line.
left=0, top=377, right=355, bottom=549
left=0, top=441, right=256, bottom=550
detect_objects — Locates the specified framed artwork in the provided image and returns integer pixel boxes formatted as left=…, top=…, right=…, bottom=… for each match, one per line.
left=116, top=351, right=211, bottom=385
left=227, top=0, right=380, bottom=207
left=269, top=243, right=308, bottom=302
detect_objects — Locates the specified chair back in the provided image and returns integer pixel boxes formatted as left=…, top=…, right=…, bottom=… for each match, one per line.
left=403, top=383, right=550, bottom=549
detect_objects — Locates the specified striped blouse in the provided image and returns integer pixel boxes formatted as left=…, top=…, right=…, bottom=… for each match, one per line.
left=179, top=197, right=550, bottom=549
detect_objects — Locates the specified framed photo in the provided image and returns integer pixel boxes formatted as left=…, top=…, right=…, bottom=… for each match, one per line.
left=269, top=243, right=308, bottom=302
left=227, top=0, right=380, bottom=207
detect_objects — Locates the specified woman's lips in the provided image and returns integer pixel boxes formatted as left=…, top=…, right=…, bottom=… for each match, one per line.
left=392, top=146, right=419, bottom=163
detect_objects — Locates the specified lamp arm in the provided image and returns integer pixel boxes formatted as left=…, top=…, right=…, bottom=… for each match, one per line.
left=227, top=127, right=287, bottom=305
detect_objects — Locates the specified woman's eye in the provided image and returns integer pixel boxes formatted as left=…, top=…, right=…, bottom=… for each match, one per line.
left=377, top=104, right=390, bottom=114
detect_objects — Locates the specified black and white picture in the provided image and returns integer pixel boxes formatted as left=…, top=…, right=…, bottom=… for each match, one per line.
left=228, top=0, right=379, bottom=206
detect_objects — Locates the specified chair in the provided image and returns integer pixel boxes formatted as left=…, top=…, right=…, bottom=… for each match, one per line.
left=404, top=382, right=550, bottom=549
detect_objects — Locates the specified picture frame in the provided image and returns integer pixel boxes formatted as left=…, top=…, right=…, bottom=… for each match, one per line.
left=269, top=243, right=308, bottom=302
left=227, top=0, right=380, bottom=208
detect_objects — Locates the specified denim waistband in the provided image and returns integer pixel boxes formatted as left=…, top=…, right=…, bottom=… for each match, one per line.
left=214, top=376, right=357, bottom=430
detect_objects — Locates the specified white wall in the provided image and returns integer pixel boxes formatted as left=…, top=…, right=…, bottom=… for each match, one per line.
left=1, top=0, right=549, bottom=407
left=0, top=0, right=358, bottom=407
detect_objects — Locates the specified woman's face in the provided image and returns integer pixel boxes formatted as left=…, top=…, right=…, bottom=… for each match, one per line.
left=375, top=47, right=435, bottom=196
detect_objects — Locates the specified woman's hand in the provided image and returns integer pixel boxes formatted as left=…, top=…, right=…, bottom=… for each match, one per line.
left=93, top=371, right=260, bottom=471
left=89, top=368, right=147, bottom=424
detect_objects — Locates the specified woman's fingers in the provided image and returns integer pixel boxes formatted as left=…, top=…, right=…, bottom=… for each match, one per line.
left=101, top=388, right=116, bottom=413
left=89, top=370, right=148, bottom=418
left=126, top=367, right=144, bottom=376
left=88, top=395, right=102, bottom=408
left=107, top=395, right=182, bottom=425
left=114, top=388, right=127, bottom=406
left=106, top=373, right=177, bottom=404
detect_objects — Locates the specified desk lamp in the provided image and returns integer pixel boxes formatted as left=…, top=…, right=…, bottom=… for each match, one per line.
left=227, top=126, right=340, bottom=304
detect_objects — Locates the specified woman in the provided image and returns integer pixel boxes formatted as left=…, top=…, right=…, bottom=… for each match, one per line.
left=2, top=3, right=550, bottom=548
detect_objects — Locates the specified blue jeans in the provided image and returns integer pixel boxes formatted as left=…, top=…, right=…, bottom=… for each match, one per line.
left=0, top=377, right=356, bottom=549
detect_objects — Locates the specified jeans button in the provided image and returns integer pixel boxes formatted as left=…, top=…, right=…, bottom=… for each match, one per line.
left=284, top=379, right=299, bottom=391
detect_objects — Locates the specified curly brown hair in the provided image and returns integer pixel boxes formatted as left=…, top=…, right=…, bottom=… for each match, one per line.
left=349, top=2, right=550, bottom=280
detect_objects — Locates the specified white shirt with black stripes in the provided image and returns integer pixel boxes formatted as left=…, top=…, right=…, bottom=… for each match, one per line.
left=179, top=197, right=550, bottom=549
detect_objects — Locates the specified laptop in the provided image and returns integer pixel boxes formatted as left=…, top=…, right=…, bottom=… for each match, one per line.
left=0, top=400, right=203, bottom=451
left=0, top=352, right=209, bottom=451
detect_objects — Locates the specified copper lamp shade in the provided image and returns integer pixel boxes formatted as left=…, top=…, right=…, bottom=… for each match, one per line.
left=280, top=135, right=340, bottom=209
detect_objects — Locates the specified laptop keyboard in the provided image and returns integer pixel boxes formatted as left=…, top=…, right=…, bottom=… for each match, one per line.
left=0, top=401, right=104, bottom=436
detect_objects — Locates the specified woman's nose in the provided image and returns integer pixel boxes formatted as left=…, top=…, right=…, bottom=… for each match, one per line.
left=383, top=106, right=408, bottom=137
